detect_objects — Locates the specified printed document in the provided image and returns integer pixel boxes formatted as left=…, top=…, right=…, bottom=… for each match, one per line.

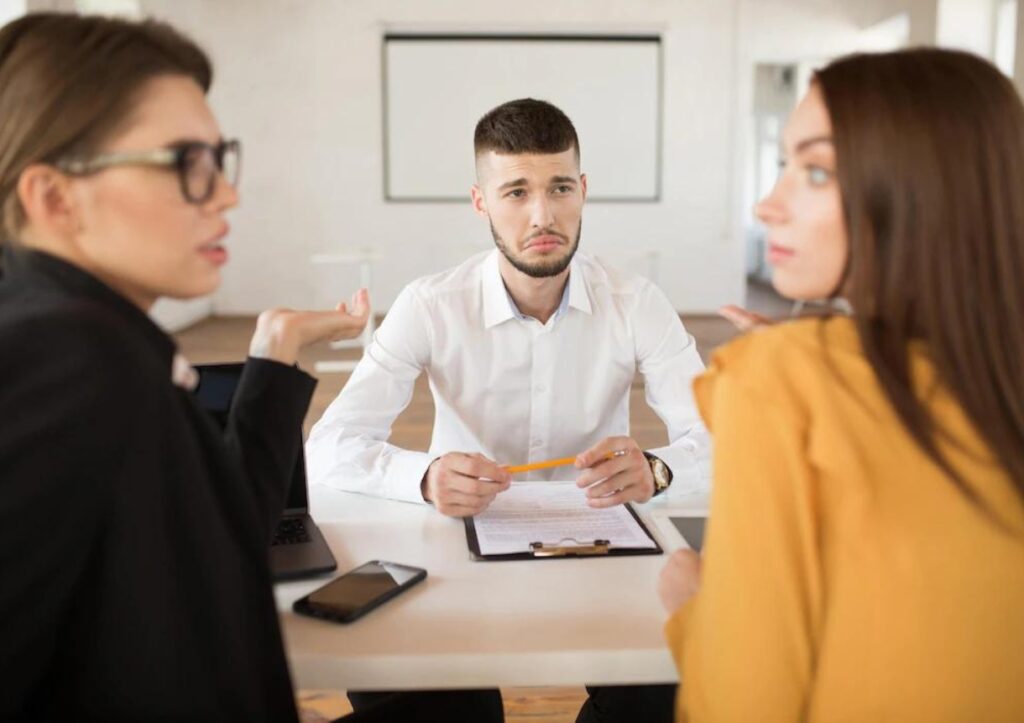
left=472, top=481, right=657, bottom=556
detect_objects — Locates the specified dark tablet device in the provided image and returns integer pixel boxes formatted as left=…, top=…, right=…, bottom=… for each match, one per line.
left=669, top=517, right=707, bottom=552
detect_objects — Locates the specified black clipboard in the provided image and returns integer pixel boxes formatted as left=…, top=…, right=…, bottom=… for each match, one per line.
left=464, top=503, right=663, bottom=561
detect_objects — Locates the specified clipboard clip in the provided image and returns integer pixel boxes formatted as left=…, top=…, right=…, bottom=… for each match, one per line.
left=529, top=538, right=611, bottom=557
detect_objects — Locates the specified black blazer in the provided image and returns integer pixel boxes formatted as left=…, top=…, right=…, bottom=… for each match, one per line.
left=0, top=248, right=315, bottom=721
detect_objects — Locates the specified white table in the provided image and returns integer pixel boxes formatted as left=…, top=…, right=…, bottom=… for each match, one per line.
left=275, top=486, right=708, bottom=691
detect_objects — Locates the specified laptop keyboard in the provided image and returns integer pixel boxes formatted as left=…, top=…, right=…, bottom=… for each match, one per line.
left=271, top=517, right=311, bottom=546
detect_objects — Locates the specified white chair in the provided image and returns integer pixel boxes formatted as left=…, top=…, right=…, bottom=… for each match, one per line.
left=310, top=249, right=381, bottom=374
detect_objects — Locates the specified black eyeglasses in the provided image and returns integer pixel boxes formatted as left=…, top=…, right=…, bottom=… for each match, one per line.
left=57, top=139, right=241, bottom=205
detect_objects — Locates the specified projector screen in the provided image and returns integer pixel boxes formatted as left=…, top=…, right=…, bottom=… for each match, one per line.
left=383, top=34, right=662, bottom=202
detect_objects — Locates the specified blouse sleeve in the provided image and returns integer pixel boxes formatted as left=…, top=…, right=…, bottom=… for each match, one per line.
left=666, top=366, right=824, bottom=723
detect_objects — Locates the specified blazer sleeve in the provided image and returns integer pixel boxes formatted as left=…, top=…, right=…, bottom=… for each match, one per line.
left=666, top=366, right=824, bottom=723
left=221, top=357, right=316, bottom=541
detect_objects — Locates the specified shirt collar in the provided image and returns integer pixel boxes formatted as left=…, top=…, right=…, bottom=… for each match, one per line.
left=2, top=246, right=178, bottom=366
left=481, top=249, right=592, bottom=329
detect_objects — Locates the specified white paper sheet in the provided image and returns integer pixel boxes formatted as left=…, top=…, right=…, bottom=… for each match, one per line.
left=471, top=481, right=657, bottom=556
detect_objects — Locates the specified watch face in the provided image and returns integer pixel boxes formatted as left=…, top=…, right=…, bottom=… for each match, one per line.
left=651, top=458, right=671, bottom=489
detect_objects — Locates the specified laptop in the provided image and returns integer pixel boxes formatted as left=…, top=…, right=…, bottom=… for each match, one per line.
left=193, top=363, right=337, bottom=581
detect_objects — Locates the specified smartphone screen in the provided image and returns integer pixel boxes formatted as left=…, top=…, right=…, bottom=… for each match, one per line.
left=304, top=561, right=425, bottom=619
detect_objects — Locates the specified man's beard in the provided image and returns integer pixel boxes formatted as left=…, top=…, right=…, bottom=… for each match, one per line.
left=490, top=220, right=582, bottom=278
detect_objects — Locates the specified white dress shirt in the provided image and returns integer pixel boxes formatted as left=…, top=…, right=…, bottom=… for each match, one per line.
left=306, top=250, right=711, bottom=504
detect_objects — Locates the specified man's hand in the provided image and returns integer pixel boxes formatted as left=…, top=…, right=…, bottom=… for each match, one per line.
left=249, top=289, right=371, bottom=365
left=658, top=549, right=702, bottom=614
left=574, top=436, right=654, bottom=509
left=421, top=452, right=512, bottom=517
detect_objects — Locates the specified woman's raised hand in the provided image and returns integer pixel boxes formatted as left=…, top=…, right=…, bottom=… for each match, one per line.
left=249, top=289, right=371, bottom=365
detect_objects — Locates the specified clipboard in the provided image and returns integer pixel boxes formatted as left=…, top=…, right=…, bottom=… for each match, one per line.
left=464, top=503, right=663, bottom=561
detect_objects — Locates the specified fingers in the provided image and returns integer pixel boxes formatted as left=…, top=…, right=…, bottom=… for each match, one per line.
left=250, top=302, right=371, bottom=363
left=433, top=500, right=491, bottom=518
left=450, top=453, right=512, bottom=485
left=334, top=289, right=369, bottom=321
left=718, top=304, right=772, bottom=332
left=433, top=488, right=499, bottom=517
left=424, top=452, right=512, bottom=517
left=575, top=435, right=636, bottom=469
left=432, top=484, right=500, bottom=516
left=318, top=290, right=371, bottom=342
left=349, top=288, right=370, bottom=318
left=304, top=306, right=369, bottom=344
left=580, top=471, right=650, bottom=509
left=585, top=486, right=636, bottom=509
left=575, top=440, right=654, bottom=508
left=584, top=477, right=654, bottom=509
left=575, top=446, right=639, bottom=487
left=663, top=549, right=702, bottom=587
left=444, top=472, right=508, bottom=498
left=672, top=548, right=701, bottom=569
left=658, top=549, right=702, bottom=613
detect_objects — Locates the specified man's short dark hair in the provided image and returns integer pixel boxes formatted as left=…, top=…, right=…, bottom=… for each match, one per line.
left=474, top=98, right=580, bottom=161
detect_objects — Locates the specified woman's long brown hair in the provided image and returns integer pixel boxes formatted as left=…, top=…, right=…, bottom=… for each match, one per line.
left=816, top=48, right=1024, bottom=505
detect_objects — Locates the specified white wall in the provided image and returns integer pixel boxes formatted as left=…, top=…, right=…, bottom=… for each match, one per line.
left=16, top=0, right=209, bottom=332
left=140, top=0, right=752, bottom=315
left=937, top=0, right=997, bottom=58
left=139, top=0, right=889, bottom=316
left=844, top=0, right=939, bottom=45
left=0, top=0, right=26, bottom=26
left=1016, top=0, right=1024, bottom=89
left=733, top=0, right=885, bottom=287
left=15, top=0, right=938, bottom=318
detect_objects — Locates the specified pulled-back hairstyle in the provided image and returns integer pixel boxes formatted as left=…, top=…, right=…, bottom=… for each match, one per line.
left=816, top=48, right=1024, bottom=503
left=0, top=12, right=211, bottom=244
left=474, top=98, right=580, bottom=162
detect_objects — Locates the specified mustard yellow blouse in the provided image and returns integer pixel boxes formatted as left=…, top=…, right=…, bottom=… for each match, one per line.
left=666, top=316, right=1024, bottom=722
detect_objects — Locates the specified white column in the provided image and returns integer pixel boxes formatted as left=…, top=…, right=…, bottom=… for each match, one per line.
left=908, top=0, right=940, bottom=46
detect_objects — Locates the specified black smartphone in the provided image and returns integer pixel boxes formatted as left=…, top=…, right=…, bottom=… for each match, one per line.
left=293, top=560, right=427, bottom=623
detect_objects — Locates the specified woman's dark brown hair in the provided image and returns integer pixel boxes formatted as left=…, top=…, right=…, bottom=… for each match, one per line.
left=816, top=48, right=1024, bottom=504
left=0, top=12, right=211, bottom=244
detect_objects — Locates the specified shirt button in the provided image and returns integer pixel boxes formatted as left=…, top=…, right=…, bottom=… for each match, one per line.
left=536, top=384, right=547, bottom=394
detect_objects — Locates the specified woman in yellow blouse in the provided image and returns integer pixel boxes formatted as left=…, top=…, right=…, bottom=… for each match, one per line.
left=659, top=48, right=1024, bottom=722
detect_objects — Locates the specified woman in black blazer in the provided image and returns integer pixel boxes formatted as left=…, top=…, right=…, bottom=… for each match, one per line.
left=0, top=13, right=374, bottom=721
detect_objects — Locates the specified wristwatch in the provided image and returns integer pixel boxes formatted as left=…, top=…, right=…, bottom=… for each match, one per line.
left=643, top=452, right=673, bottom=496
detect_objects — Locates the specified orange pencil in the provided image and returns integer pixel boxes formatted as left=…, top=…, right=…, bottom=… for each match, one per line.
left=504, top=450, right=626, bottom=475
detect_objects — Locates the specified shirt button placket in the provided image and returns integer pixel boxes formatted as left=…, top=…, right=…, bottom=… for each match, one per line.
left=530, top=326, right=557, bottom=478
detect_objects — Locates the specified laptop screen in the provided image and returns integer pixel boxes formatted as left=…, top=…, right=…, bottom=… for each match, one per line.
left=192, top=363, right=308, bottom=513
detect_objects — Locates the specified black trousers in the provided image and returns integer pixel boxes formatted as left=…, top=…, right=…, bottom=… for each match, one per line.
left=345, top=684, right=676, bottom=723
left=578, top=684, right=677, bottom=723
left=344, top=689, right=505, bottom=722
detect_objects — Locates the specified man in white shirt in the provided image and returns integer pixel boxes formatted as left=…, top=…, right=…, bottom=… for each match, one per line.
left=307, top=98, right=705, bottom=723
left=307, top=101, right=708, bottom=518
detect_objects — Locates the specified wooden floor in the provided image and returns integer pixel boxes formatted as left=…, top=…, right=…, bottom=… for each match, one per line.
left=173, top=287, right=790, bottom=722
